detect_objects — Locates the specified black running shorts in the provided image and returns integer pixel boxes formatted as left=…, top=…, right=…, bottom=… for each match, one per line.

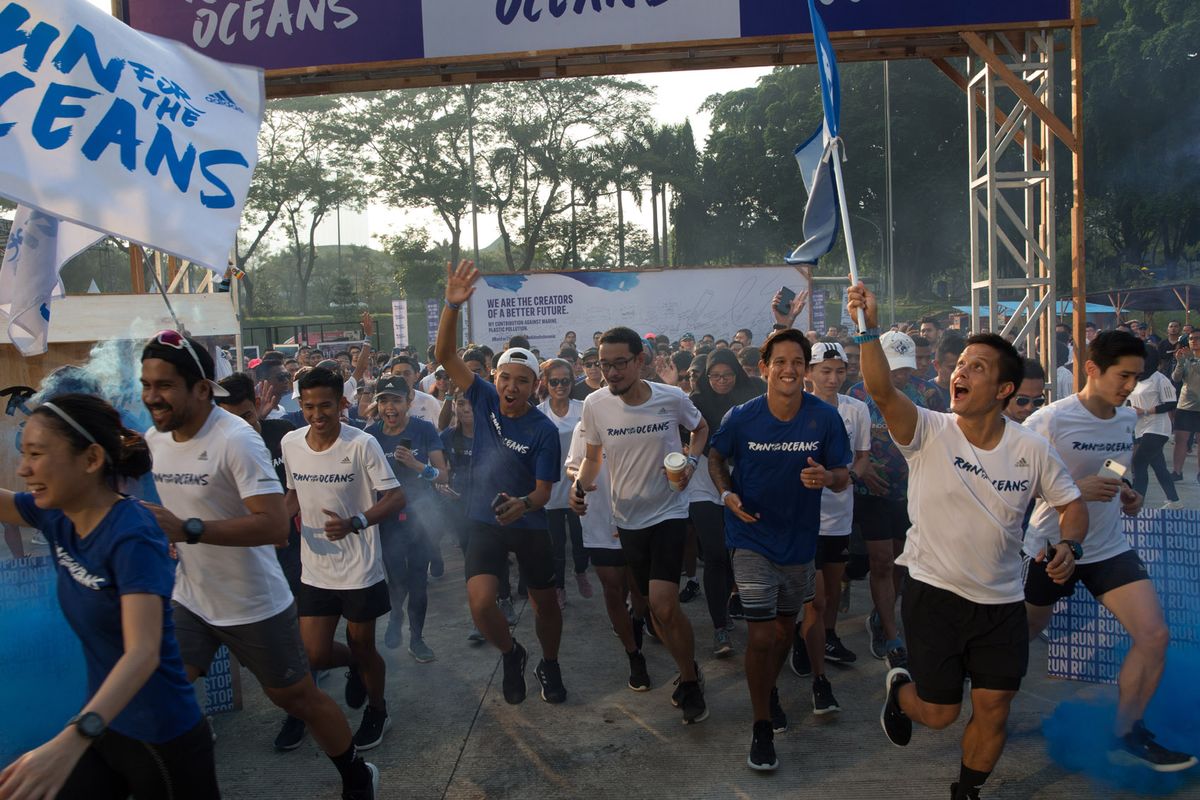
left=815, top=535, right=850, bottom=569
left=902, top=579, right=1028, bottom=705
left=854, top=494, right=910, bottom=542
left=1023, top=548, right=1150, bottom=607
left=617, top=517, right=687, bottom=597
left=297, top=580, right=391, bottom=623
left=586, top=546, right=627, bottom=568
left=172, top=601, right=309, bottom=689
left=465, top=521, right=555, bottom=590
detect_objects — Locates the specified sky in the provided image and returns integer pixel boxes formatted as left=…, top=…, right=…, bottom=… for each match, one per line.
left=85, top=0, right=771, bottom=251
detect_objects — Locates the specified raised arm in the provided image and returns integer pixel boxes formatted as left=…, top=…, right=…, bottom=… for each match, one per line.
left=435, top=260, right=481, bottom=395
left=846, top=281, right=918, bottom=446
left=352, top=311, right=374, bottom=386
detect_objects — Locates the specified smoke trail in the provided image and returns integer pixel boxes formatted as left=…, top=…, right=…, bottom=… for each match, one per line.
left=1043, top=641, right=1200, bottom=793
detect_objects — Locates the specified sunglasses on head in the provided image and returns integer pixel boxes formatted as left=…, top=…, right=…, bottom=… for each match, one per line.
left=155, top=329, right=206, bottom=379
left=1013, top=395, right=1046, bottom=408
left=546, top=378, right=572, bottom=388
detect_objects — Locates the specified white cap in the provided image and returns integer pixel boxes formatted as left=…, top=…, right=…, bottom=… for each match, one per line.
left=809, top=341, right=847, bottom=365
left=495, top=347, right=541, bottom=378
left=880, top=331, right=917, bottom=371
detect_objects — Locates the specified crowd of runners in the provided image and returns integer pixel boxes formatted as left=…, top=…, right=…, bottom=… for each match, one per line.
left=0, top=260, right=1197, bottom=800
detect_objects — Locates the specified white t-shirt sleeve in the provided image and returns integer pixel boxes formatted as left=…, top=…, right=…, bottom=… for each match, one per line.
left=565, top=424, right=585, bottom=472
left=228, top=425, right=284, bottom=499
left=852, top=402, right=871, bottom=452
left=1024, top=405, right=1053, bottom=440
left=361, top=436, right=401, bottom=493
left=1035, top=440, right=1082, bottom=508
left=894, top=406, right=948, bottom=457
left=582, top=396, right=602, bottom=447
left=677, top=390, right=703, bottom=431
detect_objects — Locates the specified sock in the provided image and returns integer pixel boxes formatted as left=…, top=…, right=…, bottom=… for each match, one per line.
left=825, top=627, right=837, bottom=639
left=330, top=744, right=365, bottom=784
left=885, top=637, right=904, bottom=652
left=542, top=658, right=558, bottom=665
left=956, top=763, right=990, bottom=798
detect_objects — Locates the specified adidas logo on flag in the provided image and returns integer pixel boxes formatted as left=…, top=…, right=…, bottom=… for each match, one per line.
left=1014, top=457, right=1028, bottom=468
left=204, top=90, right=244, bottom=113
left=341, top=456, right=351, bottom=464
left=198, top=451, right=208, bottom=461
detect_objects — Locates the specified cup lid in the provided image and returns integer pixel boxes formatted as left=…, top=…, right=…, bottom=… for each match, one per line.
left=663, top=452, right=688, bottom=469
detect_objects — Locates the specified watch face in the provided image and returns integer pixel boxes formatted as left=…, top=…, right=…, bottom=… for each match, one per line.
left=184, top=518, right=203, bottom=536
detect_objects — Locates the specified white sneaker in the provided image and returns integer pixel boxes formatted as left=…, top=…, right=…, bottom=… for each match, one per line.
left=1162, top=500, right=1185, bottom=510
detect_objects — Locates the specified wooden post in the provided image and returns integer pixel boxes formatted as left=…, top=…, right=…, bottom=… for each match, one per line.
left=1070, top=0, right=1086, bottom=390
left=129, top=246, right=145, bottom=293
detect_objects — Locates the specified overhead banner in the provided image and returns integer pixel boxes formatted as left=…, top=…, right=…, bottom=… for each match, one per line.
left=0, top=0, right=265, bottom=271
left=467, top=266, right=810, bottom=353
left=1047, top=509, right=1200, bottom=684
left=120, top=0, right=1072, bottom=73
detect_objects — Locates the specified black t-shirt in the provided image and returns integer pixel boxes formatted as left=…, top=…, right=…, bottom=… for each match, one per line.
left=260, top=418, right=295, bottom=486
left=571, top=379, right=599, bottom=401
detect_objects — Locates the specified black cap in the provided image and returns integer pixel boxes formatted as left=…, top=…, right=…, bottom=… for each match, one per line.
left=375, top=375, right=410, bottom=397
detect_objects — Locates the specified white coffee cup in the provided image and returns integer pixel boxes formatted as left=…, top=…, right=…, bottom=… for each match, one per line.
left=664, top=452, right=689, bottom=492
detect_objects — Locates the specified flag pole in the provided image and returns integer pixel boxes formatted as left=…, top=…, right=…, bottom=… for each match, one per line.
left=829, top=143, right=868, bottom=332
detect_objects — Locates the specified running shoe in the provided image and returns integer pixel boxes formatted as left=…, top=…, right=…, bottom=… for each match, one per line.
left=713, top=627, right=734, bottom=658
left=1108, top=721, right=1198, bottom=772
left=881, top=667, right=913, bottom=747
left=344, top=665, right=367, bottom=710
left=678, top=680, right=708, bottom=725
left=867, top=610, right=886, bottom=660
left=342, top=762, right=379, bottom=800
left=1169, top=471, right=1184, bottom=482
left=273, top=715, right=306, bottom=751
left=408, top=638, right=436, bottom=663
left=428, top=555, right=444, bottom=579
left=679, top=579, right=701, bottom=604
left=824, top=632, right=858, bottom=664
left=790, top=636, right=811, bottom=678
left=535, top=658, right=567, bottom=704
left=812, top=675, right=840, bottom=715
left=747, top=720, right=778, bottom=771
left=467, top=626, right=486, bottom=643
left=575, top=572, right=594, bottom=598
left=728, top=592, right=746, bottom=620
left=383, top=621, right=402, bottom=650
left=628, top=650, right=651, bottom=692
left=353, top=706, right=391, bottom=751
left=886, top=645, right=909, bottom=670
left=769, top=686, right=787, bottom=733
left=556, top=588, right=567, bottom=610
left=499, top=597, right=518, bottom=626
left=502, top=640, right=528, bottom=705
left=949, top=783, right=980, bottom=800
left=671, top=662, right=705, bottom=707
left=1162, top=500, right=1185, bottom=510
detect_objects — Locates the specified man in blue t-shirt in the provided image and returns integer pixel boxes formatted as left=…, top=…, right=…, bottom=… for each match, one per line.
left=435, top=260, right=566, bottom=707
left=709, top=329, right=851, bottom=773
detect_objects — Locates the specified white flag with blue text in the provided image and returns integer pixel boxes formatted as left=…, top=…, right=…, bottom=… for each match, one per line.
left=0, top=206, right=104, bottom=355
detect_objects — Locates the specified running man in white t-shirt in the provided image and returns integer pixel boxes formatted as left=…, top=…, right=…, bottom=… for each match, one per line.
left=1023, top=331, right=1196, bottom=773
left=846, top=285, right=1087, bottom=800
left=139, top=332, right=380, bottom=799
left=793, top=341, right=871, bottom=714
left=571, top=326, right=711, bottom=725
left=283, top=367, right=406, bottom=752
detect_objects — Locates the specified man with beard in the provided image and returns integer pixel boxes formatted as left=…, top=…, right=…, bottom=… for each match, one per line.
left=435, top=261, right=566, bottom=706
left=571, top=327, right=711, bottom=725
left=140, top=332, right=379, bottom=799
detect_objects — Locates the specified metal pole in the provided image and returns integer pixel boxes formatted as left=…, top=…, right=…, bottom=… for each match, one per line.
left=883, top=61, right=895, bottom=326
left=831, top=144, right=867, bottom=332
left=1070, top=0, right=1087, bottom=392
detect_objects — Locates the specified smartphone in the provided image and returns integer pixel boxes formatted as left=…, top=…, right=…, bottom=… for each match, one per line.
left=1098, top=459, right=1127, bottom=481
left=492, top=493, right=509, bottom=511
left=775, top=285, right=796, bottom=316
left=398, top=437, right=413, bottom=450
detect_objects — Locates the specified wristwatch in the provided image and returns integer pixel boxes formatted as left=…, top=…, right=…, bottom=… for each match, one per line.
left=349, top=513, right=368, bottom=533
left=1056, top=540, right=1083, bottom=560
left=520, top=496, right=533, bottom=511
left=68, top=711, right=106, bottom=740
left=183, top=518, right=205, bottom=545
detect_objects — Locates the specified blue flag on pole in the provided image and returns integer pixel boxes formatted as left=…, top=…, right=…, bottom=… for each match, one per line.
left=785, top=0, right=842, bottom=265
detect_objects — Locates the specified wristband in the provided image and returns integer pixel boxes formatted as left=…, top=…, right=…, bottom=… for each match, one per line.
left=420, top=464, right=439, bottom=481
left=720, top=490, right=733, bottom=504
left=520, top=495, right=533, bottom=511
left=853, top=330, right=880, bottom=344
left=686, top=455, right=699, bottom=470
left=446, top=300, right=462, bottom=310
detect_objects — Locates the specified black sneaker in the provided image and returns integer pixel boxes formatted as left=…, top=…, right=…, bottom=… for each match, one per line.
left=671, top=662, right=705, bottom=707
left=949, top=783, right=980, bottom=800
left=428, top=555, right=444, bottom=579
left=1168, top=471, right=1184, bottom=482
left=824, top=632, right=858, bottom=664
left=881, top=667, right=913, bottom=747
left=643, top=614, right=660, bottom=643
left=867, top=610, right=886, bottom=660
left=535, top=658, right=567, bottom=704
left=678, top=680, right=708, bottom=725
left=344, top=665, right=367, bottom=710
left=352, top=706, right=391, bottom=751
left=790, top=635, right=811, bottom=678
left=679, top=579, right=701, bottom=603
left=1109, top=720, right=1198, bottom=772
left=747, top=720, right=778, bottom=771
left=813, top=675, right=840, bottom=715
left=628, top=650, right=651, bottom=692
left=769, top=686, right=787, bottom=733
left=502, top=641, right=528, bottom=705
left=342, top=761, right=379, bottom=800
left=886, top=645, right=909, bottom=670
left=728, top=592, right=746, bottom=620
left=274, top=714, right=306, bottom=751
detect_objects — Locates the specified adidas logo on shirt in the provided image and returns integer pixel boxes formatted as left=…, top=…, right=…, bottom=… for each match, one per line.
left=658, top=408, right=669, bottom=415
left=341, top=456, right=352, bottom=464
left=197, top=451, right=208, bottom=461
left=1014, top=457, right=1028, bottom=468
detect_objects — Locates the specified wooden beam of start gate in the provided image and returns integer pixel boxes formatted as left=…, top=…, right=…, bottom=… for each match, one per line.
left=929, top=56, right=1045, bottom=166
left=959, top=30, right=1078, bottom=154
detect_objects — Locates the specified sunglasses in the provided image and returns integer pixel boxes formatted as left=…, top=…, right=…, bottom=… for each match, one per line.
left=155, top=330, right=206, bottom=379
left=1013, top=396, right=1046, bottom=408
left=583, top=361, right=599, bottom=369
left=546, top=378, right=572, bottom=388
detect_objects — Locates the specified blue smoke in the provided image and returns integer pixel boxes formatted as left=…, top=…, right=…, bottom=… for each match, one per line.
left=1043, top=643, right=1200, bottom=793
